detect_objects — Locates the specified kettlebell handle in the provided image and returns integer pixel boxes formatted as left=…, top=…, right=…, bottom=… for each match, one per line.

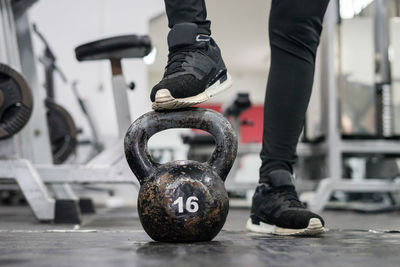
left=124, top=108, right=238, bottom=185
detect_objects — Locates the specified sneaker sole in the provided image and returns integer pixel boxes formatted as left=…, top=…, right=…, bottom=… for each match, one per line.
left=152, top=73, right=233, bottom=110
left=246, top=218, right=325, bottom=237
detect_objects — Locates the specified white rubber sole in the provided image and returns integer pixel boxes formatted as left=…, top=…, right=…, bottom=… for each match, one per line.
left=152, top=73, right=233, bottom=110
left=246, top=218, right=326, bottom=236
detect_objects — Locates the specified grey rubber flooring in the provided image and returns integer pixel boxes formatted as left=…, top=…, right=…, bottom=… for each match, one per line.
left=1, top=205, right=400, bottom=267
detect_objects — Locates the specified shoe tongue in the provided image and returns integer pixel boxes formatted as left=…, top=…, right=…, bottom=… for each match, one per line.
left=167, top=22, right=200, bottom=50
left=266, top=170, right=295, bottom=187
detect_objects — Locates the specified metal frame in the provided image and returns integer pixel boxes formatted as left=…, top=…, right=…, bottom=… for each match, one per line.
left=0, top=0, right=139, bottom=222
left=0, top=160, right=54, bottom=221
left=13, top=3, right=80, bottom=203
left=0, top=0, right=56, bottom=221
left=305, top=0, right=400, bottom=212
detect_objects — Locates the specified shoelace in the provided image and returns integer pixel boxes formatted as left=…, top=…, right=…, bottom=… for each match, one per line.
left=269, top=186, right=305, bottom=209
left=165, top=44, right=207, bottom=76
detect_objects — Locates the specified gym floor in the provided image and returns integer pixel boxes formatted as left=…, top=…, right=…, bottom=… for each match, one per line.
left=1, top=206, right=399, bottom=267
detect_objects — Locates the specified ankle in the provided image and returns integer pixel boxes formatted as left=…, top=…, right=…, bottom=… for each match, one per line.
left=259, top=170, right=295, bottom=187
left=261, top=159, right=293, bottom=174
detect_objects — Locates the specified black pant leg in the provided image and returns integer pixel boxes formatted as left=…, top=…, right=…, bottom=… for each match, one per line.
left=164, top=0, right=211, bottom=35
left=259, top=0, right=330, bottom=181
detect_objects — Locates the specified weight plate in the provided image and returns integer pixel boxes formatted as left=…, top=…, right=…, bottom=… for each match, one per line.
left=46, top=100, right=77, bottom=164
left=0, top=63, right=33, bottom=139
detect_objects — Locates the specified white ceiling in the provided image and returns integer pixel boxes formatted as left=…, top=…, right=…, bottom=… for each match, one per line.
left=149, top=0, right=271, bottom=76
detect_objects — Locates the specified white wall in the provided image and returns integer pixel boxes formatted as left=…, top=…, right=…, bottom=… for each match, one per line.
left=341, top=18, right=375, bottom=85
left=340, top=18, right=376, bottom=135
left=29, top=0, right=164, bottom=138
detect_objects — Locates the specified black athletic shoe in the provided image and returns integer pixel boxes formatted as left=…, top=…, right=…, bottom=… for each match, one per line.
left=246, top=170, right=325, bottom=236
left=151, top=22, right=232, bottom=110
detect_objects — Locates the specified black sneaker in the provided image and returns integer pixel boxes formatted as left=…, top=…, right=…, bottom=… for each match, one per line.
left=151, top=22, right=232, bottom=110
left=246, top=170, right=325, bottom=236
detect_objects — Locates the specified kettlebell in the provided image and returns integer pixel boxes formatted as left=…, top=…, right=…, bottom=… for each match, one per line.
left=124, top=108, right=237, bottom=242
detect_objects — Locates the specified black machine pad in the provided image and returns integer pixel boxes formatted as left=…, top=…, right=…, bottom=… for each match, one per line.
left=75, top=35, right=152, bottom=61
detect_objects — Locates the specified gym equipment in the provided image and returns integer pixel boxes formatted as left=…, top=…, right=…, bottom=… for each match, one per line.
left=125, top=108, right=237, bottom=242
left=1, top=3, right=83, bottom=224
left=1, top=0, right=56, bottom=222
left=300, top=0, right=400, bottom=212
left=180, top=93, right=261, bottom=201
left=45, top=100, right=77, bottom=164
left=71, top=81, right=104, bottom=162
left=32, top=35, right=153, bottom=218
left=224, top=93, right=251, bottom=118
left=0, top=63, right=33, bottom=139
left=1, top=0, right=151, bottom=223
left=75, top=34, right=151, bottom=136
left=182, top=93, right=252, bottom=164
left=374, top=0, right=393, bottom=138
left=33, top=24, right=78, bottom=164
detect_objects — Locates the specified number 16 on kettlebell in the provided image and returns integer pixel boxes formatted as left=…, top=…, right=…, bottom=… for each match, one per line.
left=124, top=108, right=238, bottom=242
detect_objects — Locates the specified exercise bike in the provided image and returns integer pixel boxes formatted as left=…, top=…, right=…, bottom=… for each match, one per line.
left=33, top=24, right=104, bottom=164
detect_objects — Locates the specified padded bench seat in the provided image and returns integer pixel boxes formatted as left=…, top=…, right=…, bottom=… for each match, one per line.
left=75, top=35, right=151, bottom=61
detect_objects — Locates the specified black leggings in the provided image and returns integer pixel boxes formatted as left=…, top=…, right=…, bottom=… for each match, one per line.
left=164, top=0, right=330, bottom=181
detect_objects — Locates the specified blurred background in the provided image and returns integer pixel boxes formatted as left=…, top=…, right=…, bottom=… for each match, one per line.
left=3, top=1, right=400, bottom=265
left=2, top=0, right=400, bottom=218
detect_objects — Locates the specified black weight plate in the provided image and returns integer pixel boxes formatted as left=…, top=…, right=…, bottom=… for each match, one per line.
left=0, top=63, right=33, bottom=139
left=46, top=100, right=77, bottom=164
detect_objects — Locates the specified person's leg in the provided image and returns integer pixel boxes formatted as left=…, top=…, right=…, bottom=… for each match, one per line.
left=151, top=1, right=232, bottom=110
left=259, top=0, right=330, bottom=182
left=247, top=0, right=330, bottom=236
left=164, top=0, right=211, bottom=35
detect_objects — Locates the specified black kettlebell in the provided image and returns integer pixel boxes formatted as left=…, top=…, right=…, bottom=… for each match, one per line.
left=124, top=108, right=237, bottom=242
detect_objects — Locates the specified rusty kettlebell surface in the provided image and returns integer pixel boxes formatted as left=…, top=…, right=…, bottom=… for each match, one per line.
left=124, top=108, right=238, bottom=242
